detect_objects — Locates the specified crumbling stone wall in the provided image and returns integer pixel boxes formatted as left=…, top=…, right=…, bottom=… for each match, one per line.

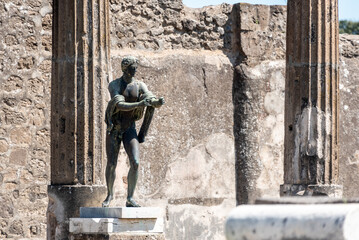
left=110, top=0, right=233, bottom=51
left=0, top=0, right=52, bottom=238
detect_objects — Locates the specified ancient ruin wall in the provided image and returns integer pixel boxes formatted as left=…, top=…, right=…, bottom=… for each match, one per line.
left=0, top=0, right=52, bottom=238
left=0, top=0, right=359, bottom=239
left=110, top=0, right=233, bottom=51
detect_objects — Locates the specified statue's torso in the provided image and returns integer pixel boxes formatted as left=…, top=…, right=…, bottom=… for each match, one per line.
left=110, top=78, right=144, bottom=132
left=121, top=79, right=140, bottom=103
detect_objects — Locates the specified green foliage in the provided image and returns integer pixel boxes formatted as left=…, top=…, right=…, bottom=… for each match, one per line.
left=339, top=20, right=359, bottom=35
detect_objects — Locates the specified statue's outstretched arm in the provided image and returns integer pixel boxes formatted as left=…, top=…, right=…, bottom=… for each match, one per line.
left=149, top=97, right=165, bottom=108
left=139, top=82, right=165, bottom=108
left=116, top=99, right=150, bottom=111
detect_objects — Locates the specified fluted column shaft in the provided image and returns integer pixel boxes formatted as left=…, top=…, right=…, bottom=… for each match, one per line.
left=281, top=0, right=341, bottom=196
left=51, top=0, right=111, bottom=185
left=48, top=1, right=110, bottom=238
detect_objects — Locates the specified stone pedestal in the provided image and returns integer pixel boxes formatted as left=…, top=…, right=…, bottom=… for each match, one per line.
left=70, top=207, right=165, bottom=239
left=71, top=233, right=165, bottom=240
left=79, top=207, right=163, bottom=219
left=282, top=0, right=341, bottom=196
left=47, top=186, right=107, bottom=239
left=225, top=204, right=359, bottom=240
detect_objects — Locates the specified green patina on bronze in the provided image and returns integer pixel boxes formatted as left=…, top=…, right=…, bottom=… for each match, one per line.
left=102, top=56, right=165, bottom=208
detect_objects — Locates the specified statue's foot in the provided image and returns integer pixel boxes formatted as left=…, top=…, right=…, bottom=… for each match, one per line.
left=126, top=198, right=141, bottom=207
left=102, top=195, right=113, bottom=208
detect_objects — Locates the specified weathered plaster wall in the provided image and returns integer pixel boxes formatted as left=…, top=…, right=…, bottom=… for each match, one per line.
left=109, top=51, right=236, bottom=239
left=0, top=0, right=52, bottom=238
left=339, top=34, right=359, bottom=198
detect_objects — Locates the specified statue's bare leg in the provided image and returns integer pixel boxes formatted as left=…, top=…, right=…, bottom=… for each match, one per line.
left=123, top=127, right=141, bottom=207
left=102, top=130, right=121, bottom=207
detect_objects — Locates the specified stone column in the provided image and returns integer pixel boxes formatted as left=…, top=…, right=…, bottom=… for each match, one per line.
left=232, top=3, right=287, bottom=204
left=48, top=0, right=111, bottom=238
left=281, top=0, right=342, bottom=197
left=226, top=204, right=359, bottom=239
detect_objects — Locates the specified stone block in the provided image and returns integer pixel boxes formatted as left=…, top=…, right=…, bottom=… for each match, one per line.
left=42, top=14, right=52, bottom=31
left=47, top=185, right=107, bottom=240
left=280, top=184, right=343, bottom=198
left=9, top=148, right=27, bottom=166
left=71, top=233, right=165, bottom=240
left=256, top=197, right=359, bottom=205
left=225, top=204, right=359, bottom=240
left=17, top=56, right=35, bottom=69
left=72, top=207, right=164, bottom=235
left=70, top=218, right=164, bottom=234
left=80, top=207, right=163, bottom=219
left=10, top=127, right=31, bottom=144
left=3, top=75, right=23, bottom=92
left=0, top=139, right=9, bottom=153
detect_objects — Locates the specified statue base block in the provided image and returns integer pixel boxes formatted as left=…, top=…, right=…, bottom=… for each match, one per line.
left=70, top=207, right=164, bottom=236
left=71, top=233, right=165, bottom=240
left=80, top=207, right=163, bottom=218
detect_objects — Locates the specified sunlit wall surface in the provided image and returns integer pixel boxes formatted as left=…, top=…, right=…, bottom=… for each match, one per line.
left=182, top=0, right=358, bottom=21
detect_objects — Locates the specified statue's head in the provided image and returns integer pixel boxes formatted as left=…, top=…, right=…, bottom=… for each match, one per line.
left=121, top=56, right=139, bottom=77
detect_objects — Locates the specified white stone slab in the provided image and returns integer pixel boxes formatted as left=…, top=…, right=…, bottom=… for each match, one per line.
left=225, top=204, right=359, bottom=240
left=80, top=207, right=163, bottom=218
left=70, top=217, right=164, bottom=234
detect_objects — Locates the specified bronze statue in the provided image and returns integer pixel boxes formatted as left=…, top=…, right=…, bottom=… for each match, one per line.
left=102, top=56, right=164, bottom=207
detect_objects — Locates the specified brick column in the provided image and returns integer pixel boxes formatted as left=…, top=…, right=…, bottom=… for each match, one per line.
left=281, top=0, right=342, bottom=197
left=48, top=0, right=111, bottom=238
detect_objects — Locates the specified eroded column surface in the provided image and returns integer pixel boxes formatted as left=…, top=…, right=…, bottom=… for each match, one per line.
left=281, top=0, right=342, bottom=197
left=232, top=3, right=287, bottom=204
left=48, top=0, right=111, bottom=238
left=51, top=0, right=110, bottom=185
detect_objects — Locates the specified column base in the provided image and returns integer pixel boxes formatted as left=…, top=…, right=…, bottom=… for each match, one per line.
left=47, top=185, right=107, bottom=240
left=226, top=204, right=359, bottom=240
left=280, top=184, right=343, bottom=198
